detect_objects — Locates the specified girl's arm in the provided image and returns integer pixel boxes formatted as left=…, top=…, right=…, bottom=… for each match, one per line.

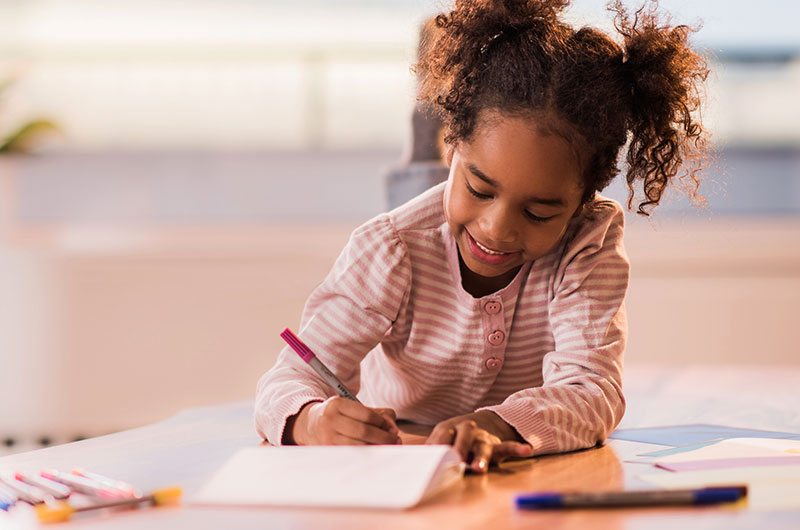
left=254, top=215, right=412, bottom=445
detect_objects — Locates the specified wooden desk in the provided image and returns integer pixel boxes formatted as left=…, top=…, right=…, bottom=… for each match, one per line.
left=2, top=364, right=799, bottom=529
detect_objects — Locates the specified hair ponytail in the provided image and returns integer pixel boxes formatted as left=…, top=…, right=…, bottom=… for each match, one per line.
left=613, top=0, right=711, bottom=215
left=417, top=0, right=711, bottom=215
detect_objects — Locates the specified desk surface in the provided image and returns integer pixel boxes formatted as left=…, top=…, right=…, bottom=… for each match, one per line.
left=2, top=364, right=799, bottom=529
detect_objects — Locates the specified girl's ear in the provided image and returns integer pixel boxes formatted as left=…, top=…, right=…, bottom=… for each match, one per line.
left=445, top=145, right=455, bottom=167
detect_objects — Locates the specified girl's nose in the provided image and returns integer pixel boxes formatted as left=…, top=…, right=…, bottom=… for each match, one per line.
left=479, top=205, right=517, bottom=244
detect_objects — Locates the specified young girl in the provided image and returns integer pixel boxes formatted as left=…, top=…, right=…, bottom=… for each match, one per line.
left=255, top=0, right=709, bottom=472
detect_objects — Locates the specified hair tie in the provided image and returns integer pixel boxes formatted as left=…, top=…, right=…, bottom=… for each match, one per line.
left=480, top=31, right=504, bottom=54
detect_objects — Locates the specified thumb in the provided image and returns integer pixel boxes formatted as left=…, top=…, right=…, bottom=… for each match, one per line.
left=491, top=441, right=533, bottom=464
left=374, top=408, right=399, bottom=433
left=375, top=408, right=397, bottom=421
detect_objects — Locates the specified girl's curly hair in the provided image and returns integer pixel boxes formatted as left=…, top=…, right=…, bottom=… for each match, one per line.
left=416, top=0, right=710, bottom=215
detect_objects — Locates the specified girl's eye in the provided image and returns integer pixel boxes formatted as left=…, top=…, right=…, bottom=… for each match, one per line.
left=524, top=211, right=553, bottom=223
left=466, top=177, right=554, bottom=224
left=465, top=180, right=492, bottom=200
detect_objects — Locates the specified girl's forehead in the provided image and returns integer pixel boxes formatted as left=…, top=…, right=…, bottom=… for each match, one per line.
left=458, top=112, right=584, bottom=197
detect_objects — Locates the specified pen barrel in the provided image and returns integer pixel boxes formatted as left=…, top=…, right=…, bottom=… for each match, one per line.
left=516, top=487, right=746, bottom=510
left=564, top=490, right=695, bottom=507
left=308, top=357, right=360, bottom=402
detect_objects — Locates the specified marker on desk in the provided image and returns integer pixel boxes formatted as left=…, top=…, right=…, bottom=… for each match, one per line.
left=280, top=328, right=360, bottom=402
left=0, top=474, right=49, bottom=504
left=515, top=486, right=747, bottom=510
left=0, top=483, right=17, bottom=511
left=40, top=471, right=126, bottom=500
left=35, top=486, right=182, bottom=524
left=15, top=473, right=71, bottom=499
left=71, top=469, right=141, bottom=498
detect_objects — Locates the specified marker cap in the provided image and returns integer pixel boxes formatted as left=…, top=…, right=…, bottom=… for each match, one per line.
left=515, top=493, right=563, bottom=509
left=694, top=486, right=747, bottom=505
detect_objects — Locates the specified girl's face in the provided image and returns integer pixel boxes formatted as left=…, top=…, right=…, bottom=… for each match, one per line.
left=443, top=111, right=585, bottom=294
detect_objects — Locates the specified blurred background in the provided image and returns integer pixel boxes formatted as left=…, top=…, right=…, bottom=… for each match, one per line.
left=1, top=0, right=798, bottom=454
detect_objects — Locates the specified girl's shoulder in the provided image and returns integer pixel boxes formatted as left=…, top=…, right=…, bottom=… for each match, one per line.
left=560, top=196, right=627, bottom=259
left=345, top=182, right=447, bottom=259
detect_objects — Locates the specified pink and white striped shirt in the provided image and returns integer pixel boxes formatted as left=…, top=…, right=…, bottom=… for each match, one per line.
left=255, top=182, right=629, bottom=455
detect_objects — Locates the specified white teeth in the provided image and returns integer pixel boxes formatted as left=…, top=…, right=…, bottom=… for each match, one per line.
left=475, top=239, right=506, bottom=255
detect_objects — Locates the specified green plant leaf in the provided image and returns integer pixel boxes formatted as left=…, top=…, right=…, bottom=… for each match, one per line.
left=0, top=119, right=60, bottom=153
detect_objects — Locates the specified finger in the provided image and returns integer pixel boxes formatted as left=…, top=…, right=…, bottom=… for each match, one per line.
left=375, top=408, right=397, bottom=421
left=425, top=423, right=456, bottom=445
left=326, top=432, right=372, bottom=445
left=469, top=435, right=494, bottom=473
left=451, top=421, right=479, bottom=462
left=332, top=399, right=398, bottom=435
left=490, top=441, right=534, bottom=464
left=373, top=408, right=400, bottom=435
left=334, top=416, right=402, bottom=445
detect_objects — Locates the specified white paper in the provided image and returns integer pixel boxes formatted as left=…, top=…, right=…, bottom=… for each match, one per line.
left=655, top=437, right=800, bottom=465
left=191, top=445, right=465, bottom=509
left=638, top=465, right=800, bottom=511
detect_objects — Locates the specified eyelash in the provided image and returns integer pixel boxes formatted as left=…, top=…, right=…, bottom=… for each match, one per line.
left=465, top=180, right=552, bottom=224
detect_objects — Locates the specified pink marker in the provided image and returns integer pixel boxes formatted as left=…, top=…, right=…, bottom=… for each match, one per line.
left=0, top=474, right=49, bottom=504
left=280, top=328, right=360, bottom=402
left=16, top=472, right=71, bottom=499
left=40, top=471, right=126, bottom=500
left=71, top=469, right=141, bottom=498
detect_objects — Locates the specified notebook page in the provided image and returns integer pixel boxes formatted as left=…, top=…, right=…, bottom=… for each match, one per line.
left=192, top=445, right=465, bottom=509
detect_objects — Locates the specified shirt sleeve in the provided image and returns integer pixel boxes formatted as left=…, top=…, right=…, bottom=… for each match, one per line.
left=254, top=214, right=411, bottom=444
left=478, top=200, right=629, bottom=455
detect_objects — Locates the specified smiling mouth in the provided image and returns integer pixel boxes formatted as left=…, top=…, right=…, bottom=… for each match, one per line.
left=473, top=238, right=509, bottom=255
left=464, top=230, right=519, bottom=265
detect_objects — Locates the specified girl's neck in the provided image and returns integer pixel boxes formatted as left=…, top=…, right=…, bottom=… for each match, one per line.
left=458, top=253, right=522, bottom=298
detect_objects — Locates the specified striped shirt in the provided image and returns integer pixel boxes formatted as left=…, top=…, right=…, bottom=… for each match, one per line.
left=255, top=182, right=629, bottom=455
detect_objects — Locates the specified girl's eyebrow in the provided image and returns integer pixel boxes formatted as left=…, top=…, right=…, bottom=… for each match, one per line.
left=467, top=164, right=567, bottom=207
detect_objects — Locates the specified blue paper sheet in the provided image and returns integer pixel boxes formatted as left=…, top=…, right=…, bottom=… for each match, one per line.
left=608, top=424, right=800, bottom=447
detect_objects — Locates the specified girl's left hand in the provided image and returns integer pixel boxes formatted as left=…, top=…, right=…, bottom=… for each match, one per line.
left=425, top=411, right=533, bottom=473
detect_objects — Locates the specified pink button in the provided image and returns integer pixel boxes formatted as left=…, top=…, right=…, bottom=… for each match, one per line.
left=487, top=330, right=505, bottom=345
left=485, top=357, right=502, bottom=371
left=484, top=301, right=502, bottom=315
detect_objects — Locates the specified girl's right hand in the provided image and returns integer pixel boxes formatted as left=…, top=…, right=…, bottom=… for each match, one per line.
left=291, top=397, right=402, bottom=446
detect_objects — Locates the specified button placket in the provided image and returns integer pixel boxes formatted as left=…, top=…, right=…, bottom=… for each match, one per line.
left=484, top=301, right=501, bottom=315
left=482, top=298, right=505, bottom=372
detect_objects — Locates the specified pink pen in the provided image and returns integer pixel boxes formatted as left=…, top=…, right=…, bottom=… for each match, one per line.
left=280, top=328, right=361, bottom=402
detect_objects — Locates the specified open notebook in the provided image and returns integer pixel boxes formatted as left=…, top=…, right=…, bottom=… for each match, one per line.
left=192, top=445, right=466, bottom=509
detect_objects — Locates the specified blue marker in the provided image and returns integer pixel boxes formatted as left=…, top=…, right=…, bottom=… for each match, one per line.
left=0, top=483, right=17, bottom=511
left=516, top=486, right=747, bottom=509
